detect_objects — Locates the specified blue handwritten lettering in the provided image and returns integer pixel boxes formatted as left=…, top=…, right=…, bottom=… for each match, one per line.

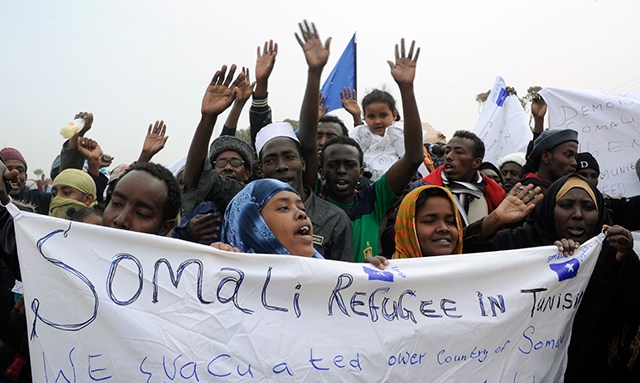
left=88, top=354, right=112, bottom=381
left=272, top=362, right=293, bottom=376
left=261, top=266, right=287, bottom=312
left=139, top=357, right=152, bottom=382
left=327, top=274, right=352, bottom=316
left=207, top=354, right=231, bottom=377
left=217, top=268, right=253, bottom=314
left=153, top=258, right=213, bottom=304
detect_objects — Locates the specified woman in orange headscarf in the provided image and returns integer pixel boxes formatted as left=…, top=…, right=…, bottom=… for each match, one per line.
left=393, top=185, right=463, bottom=258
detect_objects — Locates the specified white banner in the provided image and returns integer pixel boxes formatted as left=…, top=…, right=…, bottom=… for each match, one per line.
left=538, top=88, right=640, bottom=197
left=12, top=209, right=602, bottom=382
left=473, top=76, right=532, bottom=166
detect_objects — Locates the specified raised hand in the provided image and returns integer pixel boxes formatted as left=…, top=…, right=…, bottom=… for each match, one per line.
left=68, top=111, right=94, bottom=148
left=493, top=183, right=543, bottom=225
left=388, top=38, right=420, bottom=86
left=318, top=92, right=328, bottom=118
left=99, top=154, right=114, bottom=168
left=255, top=40, right=278, bottom=83
left=531, top=94, right=547, bottom=119
left=235, top=67, right=256, bottom=104
left=73, top=111, right=94, bottom=136
left=77, top=137, right=103, bottom=162
left=201, top=64, right=243, bottom=116
left=140, top=120, right=169, bottom=162
left=78, top=137, right=104, bottom=175
left=295, top=20, right=331, bottom=72
left=340, top=87, right=361, bottom=117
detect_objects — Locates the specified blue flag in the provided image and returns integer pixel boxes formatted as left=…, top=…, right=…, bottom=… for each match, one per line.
left=362, top=266, right=394, bottom=282
left=320, top=34, right=356, bottom=114
left=548, top=258, right=580, bottom=282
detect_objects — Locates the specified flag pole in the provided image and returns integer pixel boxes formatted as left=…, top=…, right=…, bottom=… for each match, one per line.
left=354, top=32, right=357, bottom=98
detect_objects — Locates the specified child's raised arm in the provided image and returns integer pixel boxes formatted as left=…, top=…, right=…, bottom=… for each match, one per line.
left=385, top=39, right=424, bottom=196
left=340, top=87, right=362, bottom=127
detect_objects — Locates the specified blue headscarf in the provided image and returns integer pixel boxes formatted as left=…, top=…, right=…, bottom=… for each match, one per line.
left=223, top=179, right=322, bottom=258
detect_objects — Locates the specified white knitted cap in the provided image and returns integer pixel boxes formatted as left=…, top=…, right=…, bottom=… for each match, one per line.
left=255, top=122, right=300, bottom=156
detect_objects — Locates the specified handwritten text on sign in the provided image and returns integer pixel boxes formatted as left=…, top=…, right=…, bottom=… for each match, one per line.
left=539, top=88, right=640, bottom=197
left=12, top=211, right=600, bottom=382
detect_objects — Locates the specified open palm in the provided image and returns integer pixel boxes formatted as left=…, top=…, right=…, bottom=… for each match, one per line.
left=388, top=39, right=420, bottom=86
left=201, top=65, right=242, bottom=116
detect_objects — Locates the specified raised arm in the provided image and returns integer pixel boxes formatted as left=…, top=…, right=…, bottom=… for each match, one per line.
left=295, top=20, right=331, bottom=188
left=77, top=137, right=104, bottom=176
left=340, top=87, right=362, bottom=126
left=138, top=120, right=169, bottom=163
left=318, top=92, right=329, bottom=119
left=250, top=41, right=278, bottom=143
left=223, top=67, right=255, bottom=135
left=184, top=65, right=243, bottom=189
left=254, top=41, right=277, bottom=99
left=66, top=111, right=93, bottom=149
left=467, top=183, right=543, bottom=242
left=531, top=94, right=547, bottom=134
left=384, top=39, right=424, bottom=196
left=59, top=111, right=95, bottom=174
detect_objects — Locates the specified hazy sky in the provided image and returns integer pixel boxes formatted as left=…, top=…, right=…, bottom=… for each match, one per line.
left=2, top=0, right=639, bottom=177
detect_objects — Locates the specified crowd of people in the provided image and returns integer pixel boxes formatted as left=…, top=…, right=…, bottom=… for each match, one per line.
left=0, top=20, right=639, bottom=382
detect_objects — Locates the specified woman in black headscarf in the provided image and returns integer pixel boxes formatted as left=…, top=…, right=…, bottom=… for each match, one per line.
left=465, top=174, right=640, bottom=381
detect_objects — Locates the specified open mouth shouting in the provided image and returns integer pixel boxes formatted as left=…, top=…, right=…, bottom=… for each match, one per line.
left=295, top=222, right=312, bottom=241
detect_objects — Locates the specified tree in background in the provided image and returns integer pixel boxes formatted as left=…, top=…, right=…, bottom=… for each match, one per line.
left=283, top=118, right=299, bottom=131
left=475, top=89, right=491, bottom=112
left=236, top=128, right=251, bottom=143
left=33, top=168, right=44, bottom=181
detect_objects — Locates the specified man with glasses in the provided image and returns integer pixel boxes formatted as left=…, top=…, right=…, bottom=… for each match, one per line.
left=177, top=135, right=254, bottom=245
left=209, top=136, right=254, bottom=183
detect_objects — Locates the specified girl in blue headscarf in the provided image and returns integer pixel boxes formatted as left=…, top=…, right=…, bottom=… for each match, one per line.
left=221, top=179, right=322, bottom=258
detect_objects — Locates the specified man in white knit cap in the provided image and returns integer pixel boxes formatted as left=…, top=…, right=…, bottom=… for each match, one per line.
left=497, top=152, right=526, bottom=192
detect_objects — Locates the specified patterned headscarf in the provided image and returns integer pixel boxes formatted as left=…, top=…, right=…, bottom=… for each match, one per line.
left=393, top=185, right=463, bottom=258
left=222, top=179, right=321, bottom=257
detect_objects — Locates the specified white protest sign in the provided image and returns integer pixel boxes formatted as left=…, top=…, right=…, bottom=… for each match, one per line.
left=538, top=88, right=640, bottom=197
left=473, top=76, right=532, bottom=166
left=13, top=209, right=601, bottom=382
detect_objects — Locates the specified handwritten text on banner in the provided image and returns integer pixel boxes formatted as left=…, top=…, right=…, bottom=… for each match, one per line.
left=13, top=210, right=600, bottom=382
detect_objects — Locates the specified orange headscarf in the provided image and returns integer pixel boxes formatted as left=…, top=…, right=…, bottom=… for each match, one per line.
left=392, top=185, right=463, bottom=258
